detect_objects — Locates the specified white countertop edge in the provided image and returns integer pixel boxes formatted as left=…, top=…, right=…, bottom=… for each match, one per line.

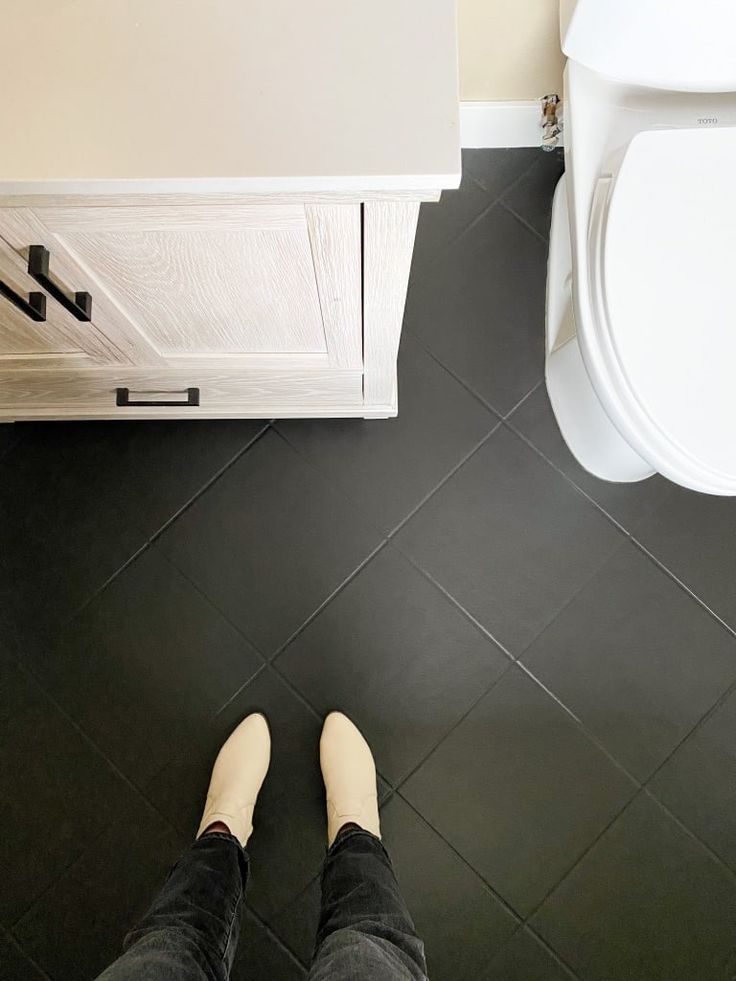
left=0, top=172, right=462, bottom=197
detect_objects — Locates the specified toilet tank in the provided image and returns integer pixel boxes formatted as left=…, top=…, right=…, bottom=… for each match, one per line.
left=561, top=0, right=736, bottom=92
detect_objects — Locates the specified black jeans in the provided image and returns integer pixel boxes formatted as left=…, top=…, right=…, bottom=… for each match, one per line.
left=97, top=828, right=428, bottom=980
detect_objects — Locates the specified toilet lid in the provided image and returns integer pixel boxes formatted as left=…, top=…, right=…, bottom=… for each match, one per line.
left=601, top=127, right=736, bottom=482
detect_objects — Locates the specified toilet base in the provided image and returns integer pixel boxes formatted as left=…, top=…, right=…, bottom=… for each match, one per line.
left=545, top=175, right=655, bottom=484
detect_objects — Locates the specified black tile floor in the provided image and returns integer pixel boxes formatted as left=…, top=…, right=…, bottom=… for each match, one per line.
left=2, top=149, right=736, bottom=981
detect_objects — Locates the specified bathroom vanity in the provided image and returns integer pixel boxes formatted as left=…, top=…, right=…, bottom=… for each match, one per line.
left=0, top=1, right=459, bottom=420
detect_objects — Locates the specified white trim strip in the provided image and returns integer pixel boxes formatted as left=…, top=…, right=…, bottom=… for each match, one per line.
left=460, top=101, right=548, bottom=149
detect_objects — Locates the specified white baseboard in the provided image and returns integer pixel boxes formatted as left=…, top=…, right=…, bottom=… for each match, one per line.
left=460, top=101, right=546, bottom=149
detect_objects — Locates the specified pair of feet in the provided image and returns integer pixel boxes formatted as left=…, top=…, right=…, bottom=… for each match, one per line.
left=197, top=712, right=381, bottom=848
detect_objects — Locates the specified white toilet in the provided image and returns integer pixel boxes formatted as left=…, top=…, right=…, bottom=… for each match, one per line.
left=546, top=0, right=736, bottom=494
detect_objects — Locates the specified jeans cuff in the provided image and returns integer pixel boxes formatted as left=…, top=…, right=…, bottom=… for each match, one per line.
left=328, top=825, right=387, bottom=859
left=195, top=830, right=245, bottom=851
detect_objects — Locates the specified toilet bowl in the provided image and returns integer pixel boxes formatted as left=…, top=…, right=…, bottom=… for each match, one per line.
left=546, top=0, right=736, bottom=494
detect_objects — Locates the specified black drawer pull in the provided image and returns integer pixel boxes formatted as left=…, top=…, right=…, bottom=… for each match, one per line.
left=0, top=279, right=46, bottom=321
left=28, top=245, right=92, bottom=321
left=116, top=387, right=200, bottom=407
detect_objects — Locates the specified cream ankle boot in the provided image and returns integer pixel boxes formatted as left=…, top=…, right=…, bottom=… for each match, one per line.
left=197, top=713, right=271, bottom=847
left=320, top=712, right=381, bottom=847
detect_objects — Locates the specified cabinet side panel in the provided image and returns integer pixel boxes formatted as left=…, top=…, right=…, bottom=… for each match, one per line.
left=306, top=204, right=362, bottom=368
left=362, top=200, right=420, bottom=409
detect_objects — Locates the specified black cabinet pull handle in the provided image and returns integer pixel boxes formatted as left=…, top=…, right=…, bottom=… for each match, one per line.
left=0, top=279, right=46, bottom=321
left=116, top=387, right=200, bottom=407
left=28, top=245, right=92, bottom=321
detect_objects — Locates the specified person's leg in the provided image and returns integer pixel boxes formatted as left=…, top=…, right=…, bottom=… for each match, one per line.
left=309, top=714, right=427, bottom=981
left=97, top=714, right=271, bottom=981
left=97, top=831, right=248, bottom=981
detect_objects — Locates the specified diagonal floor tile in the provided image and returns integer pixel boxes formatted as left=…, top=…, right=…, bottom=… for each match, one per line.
left=277, top=546, right=509, bottom=785
left=402, top=666, right=636, bottom=915
left=523, top=542, right=736, bottom=781
left=405, top=203, right=547, bottom=415
left=533, top=792, right=736, bottom=981
left=13, top=794, right=184, bottom=981
left=146, top=667, right=326, bottom=921
left=29, top=546, right=263, bottom=789
left=649, top=686, right=736, bottom=872
left=270, top=877, right=321, bottom=968
left=502, top=149, right=565, bottom=240
left=482, top=927, right=576, bottom=981
left=270, top=780, right=405, bottom=968
left=277, top=334, right=498, bottom=534
left=13, top=419, right=268, bottom=540
left=383, top=795, right=518, bottom=981
left=508, top=384, right=671, bottom=532
left=411, top=149, right=539, bottom=277
left=159, top=429, right=383, bottom=655
left=631, top=485, right=736, bottom=632
left=0, top=658, right=136, bottom=927
left=232, top=909, right=306, bottom=980
left=396, top=426, right=624, bottom=655
left=0, top=429, right=145, bottom=644
left=0, top=929, right=48, bottom=981
left=462, top=149, right=540, bottom=195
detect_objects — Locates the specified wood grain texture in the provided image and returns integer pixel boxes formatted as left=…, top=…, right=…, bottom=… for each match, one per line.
left=0, top=209, right=156, bottom=365
left=40, top=205, right=307, bottom=232
left=0, top=191, right=442, bottom=209
left=0, top=353, right=90, bottom=370
left=306, top=205, right=362, bottom=368
left=34, top=205, right=327, bottom=358
left=0, top=214, right=132, bottom=363
left=0, top=366, right=363, bottom=419
left=362, top=201, right=420, bottom=407
left=0, top=239, right=87, bottom=358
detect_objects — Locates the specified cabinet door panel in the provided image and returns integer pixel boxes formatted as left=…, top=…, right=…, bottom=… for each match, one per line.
left=0, top=233, right=108, bottom=365
left=26, top=205, right=344, bottom=362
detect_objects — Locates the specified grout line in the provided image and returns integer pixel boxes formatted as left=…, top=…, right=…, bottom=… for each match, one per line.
left=518, top=789, right=641, bottom=925
left=146, top=422, right=272, bottom=545
left=8, top=661, right=189, bottom=924
left=210, top=662, right=269, bottom=720
left=629, top=539, right=736, bottom=641
left=70, top=423, right=273, bottom=619
left=410, top=152, right=542, bottom=290
left=391, top=658, right=517, bottom=793
left=501, top=379, right=544, bottom=420
left=267, top=425, right=394, bottom=543
left=641, top=787, right=736, bottom=879
left=243, top=902, right=310, bottom=974
left=501, top=416, right=636, bottom=537
left=388, top=546, right=514, bottom=661
left=501, top=378, right=543, bottom=419
left=515, top=662, right=641, bottom=787
left=273, top=371, right=501, bottom=547
left=402, top=325, right=509, bottom=419
left=267, top=539, right=390, bottom=663
left=70, top=541, right=152, bottom=621
left=394, top=790, right=522, bottom=925
left=3, top=929, right=52, bottom=980
left=521, top=925, right=583, bottom=980
left=500, top=200, right=550, bottom=246
left=502, top=410, right=736, bottom=649
left=642, top=673, right=736, bottom=793
left=382, top=423, right=502, bottom=540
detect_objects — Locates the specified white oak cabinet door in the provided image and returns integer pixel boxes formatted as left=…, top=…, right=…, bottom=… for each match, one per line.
left=0, top=234, right=124, bottom=366
left=0, top=205, right=362, bottom=369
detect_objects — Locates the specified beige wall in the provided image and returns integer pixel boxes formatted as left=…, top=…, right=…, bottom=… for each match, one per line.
left=458, top=0, right=565, bottom=101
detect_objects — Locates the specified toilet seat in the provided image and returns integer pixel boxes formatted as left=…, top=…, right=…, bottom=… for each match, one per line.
left=584, top=127, right=736, bottom=493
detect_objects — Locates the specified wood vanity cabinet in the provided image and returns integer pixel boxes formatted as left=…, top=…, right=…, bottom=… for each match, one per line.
left=0, top=1, right=459, bottom=420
